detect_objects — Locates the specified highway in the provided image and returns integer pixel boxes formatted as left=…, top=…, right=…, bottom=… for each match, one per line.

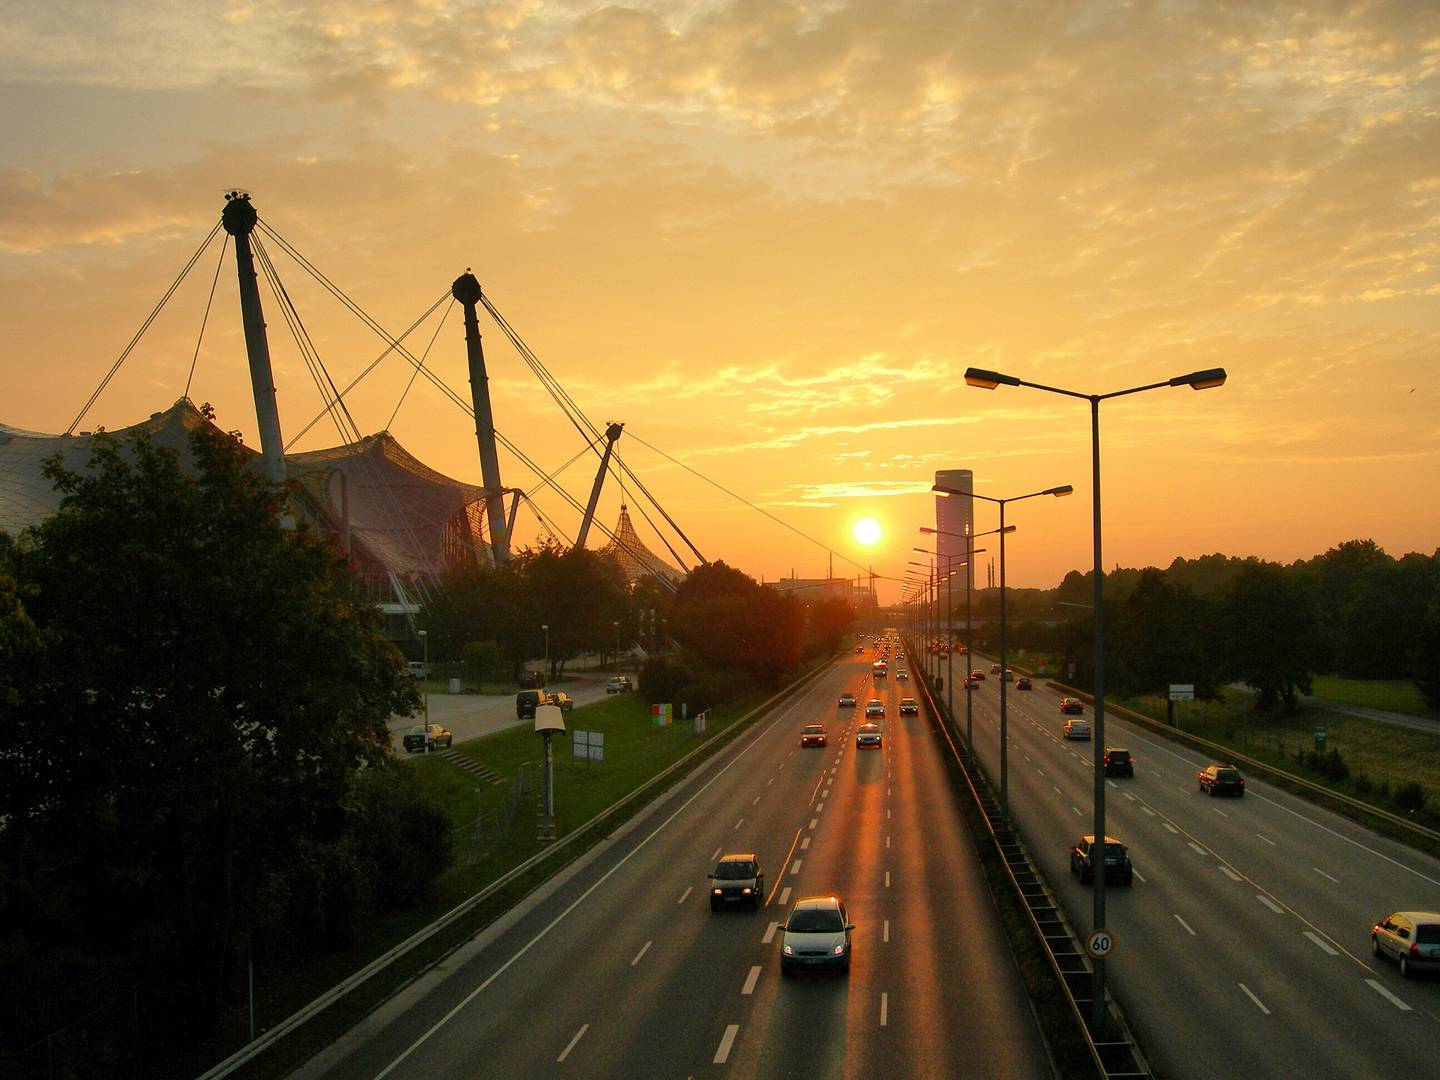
left=296, top=642, right=1052, bottom=1079
left=951, top=654, right=1440, bottom=1079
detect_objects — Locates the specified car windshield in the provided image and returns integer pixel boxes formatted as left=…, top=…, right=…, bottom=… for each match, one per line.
left=788, top=908, right=844, bottom=933
left=1217, top=769, right=1240, bottom=780
left=715, top=861, right=754, bottom=879
left=803, top=725, right=824, bottom=734
left=1103, top=843, right=1126, bottom=856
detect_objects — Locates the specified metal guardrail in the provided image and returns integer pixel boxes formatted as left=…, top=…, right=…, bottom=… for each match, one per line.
left=907, top=641, right=1150, bottom=1080
left=199, top=656, right=839, bottom=1079
left=1047, top=682, right=1440, bottom=845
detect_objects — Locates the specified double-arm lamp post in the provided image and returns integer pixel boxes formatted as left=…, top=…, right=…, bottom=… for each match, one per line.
left=902, top=567, right=937, bottom=678
left=916, top=530, right=997, bottom=747
left=906, top=560, right=948, bottom=684
left=933, top=484, right=1072, bottom=819
left=963, top=364, right=1226, bottom=1035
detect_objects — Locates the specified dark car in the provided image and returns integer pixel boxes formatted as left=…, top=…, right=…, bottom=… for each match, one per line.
left=801, top=724, right=828, bottom=748
left=709, top=854, right=764, bottom=911
left=971, top=669, right=986, bottom=681
left=1372, top=911, right=1440, bottom=978
left=899, top=697, right=919, bottom=717
left=1104, top=747, right=1134, bottom=777
left=839, top=693, right=857, bottom=708
left=403, top=722, right=453, bottom=752
left=1016, top=676, right=1033, bottom=691
left=1070, top=835, right=1133, bottom=886
left=516, top=689, right=546, bottom=719
left=1060, top=697, right=1085, bottom=715
left=1198, top=764, right=1245, bottom=796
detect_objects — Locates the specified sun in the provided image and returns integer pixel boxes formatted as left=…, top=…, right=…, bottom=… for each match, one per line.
left=852, top=517, right=882, bottom=546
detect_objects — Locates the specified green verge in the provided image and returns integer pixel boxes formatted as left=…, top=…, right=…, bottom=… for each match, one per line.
left=1307, top=675, right=1435, bottom=718
left=1114, top=688, right=1440, bottom=857
left=210, top=671, right=818, bottom=1079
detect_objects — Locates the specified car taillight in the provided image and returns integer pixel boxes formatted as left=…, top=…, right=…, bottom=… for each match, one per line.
left=1411, top=943, right=1420, bottom=955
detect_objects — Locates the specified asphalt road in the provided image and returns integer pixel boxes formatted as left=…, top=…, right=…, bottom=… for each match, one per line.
left=296, top=642, right=1052, bottom=1079
left=946, top=653, right=1440, bottom=1079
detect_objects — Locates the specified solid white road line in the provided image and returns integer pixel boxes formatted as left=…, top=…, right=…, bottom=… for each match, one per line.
left=1174, top=914, right=1196, bottom=936
left=1367, top=979, right=1412, bottom=1011
left=880, top=992, right=889, bottom=1026
left=678, top=886, right=693, bottom=904
left=1313, top=867, right=1339, bottom=883
left=1257, top=894, right=1285, bottom=915
left=1238, top=983, right=1271, bottom=1015
left=714, top=1025, right=740, bottom=1064
left=1219, top=865, right=1242, bottom=882
left=763, top=922, right=780, bottom=944
left=631, top=941, right=652, bottom=966
left=1304, top=931, right=1337, bottom=956
left=780, top=887, right=791, bottom=905
left=742, top=966, right=761, bottom=996
left=791, top=860, right=803, bottom=875
left=557, top=1024, right=588, bottom=1063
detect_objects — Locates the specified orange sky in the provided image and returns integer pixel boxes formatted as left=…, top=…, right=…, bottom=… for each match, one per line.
left=3, top=2, right=1437, bottom=601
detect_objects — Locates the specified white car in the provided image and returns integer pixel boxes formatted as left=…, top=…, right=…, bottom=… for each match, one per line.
left=865, top=699, right=884, bottom=718
left=1063, top=718, right=1091, bottom=740
left=781, top=895, right=853, bottom=974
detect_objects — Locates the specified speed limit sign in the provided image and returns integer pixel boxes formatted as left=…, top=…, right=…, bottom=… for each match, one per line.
left=1086, top=929, right=1114, bottom=959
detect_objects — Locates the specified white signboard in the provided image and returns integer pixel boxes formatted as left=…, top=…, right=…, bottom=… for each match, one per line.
left=1168, top=684, right=1195, bottom=701
left=573, top=729, right=605, bottom=761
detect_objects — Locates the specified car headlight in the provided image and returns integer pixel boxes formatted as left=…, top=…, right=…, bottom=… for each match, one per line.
left=712, top=888, right=722, bottom=896
left=741, top=887, right=752, bottom=895
left=783, top=943, right=793, bottom=955
left=832, top=944, right=846, bottom=955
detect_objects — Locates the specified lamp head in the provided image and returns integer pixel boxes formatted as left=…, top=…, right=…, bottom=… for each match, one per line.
left=1045, top=485, right=1074, bottom=498
left=1171, top=367, right=1227, bottom=390
left=964, top=367, right=1020, bottom=389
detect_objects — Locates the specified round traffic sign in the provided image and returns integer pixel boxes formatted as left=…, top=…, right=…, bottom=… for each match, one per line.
left=1086, top=929, right=1114, bottom=959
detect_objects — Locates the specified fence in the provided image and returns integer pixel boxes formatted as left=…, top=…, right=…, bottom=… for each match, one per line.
left=460, top=762, right=536, bottom=862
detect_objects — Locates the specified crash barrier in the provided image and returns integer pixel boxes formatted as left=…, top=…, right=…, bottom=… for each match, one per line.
left=1047, top=683, right=1440, bottom=847
left=199, top=654, right=840, bottom=1079
left=907, top=639, right=1151, bottom=1080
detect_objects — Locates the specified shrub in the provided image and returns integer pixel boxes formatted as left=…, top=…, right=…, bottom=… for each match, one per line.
left=1395, top=782, right=1428, bottom=814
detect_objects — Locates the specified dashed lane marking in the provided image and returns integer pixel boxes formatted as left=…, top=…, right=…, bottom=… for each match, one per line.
left=557, top=1024, right=588, bottom=1063
left=678, top=886, right=693, bottom=904
left=1367, top=979, right=1412, bottom=1012
left=1238, top=983, right=1271, bottom=1015
left=1305, top=931, right=1337, bottom=956
left=742, top=966, right=761, bottom=996
left=1175, top=914, right=1195, bottom=936
left=714, top=1025, right=740, bottom=1064
left=763, top=922, right=779, bottom=944
left=631, top=941, right=652, bottom=966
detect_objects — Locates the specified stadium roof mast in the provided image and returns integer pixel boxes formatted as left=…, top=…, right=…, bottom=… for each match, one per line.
left=575, top=422, right=623, bottom=549
left=222, top=192, right=287, bottom=492
left=451, top=271, right=511, bottom=565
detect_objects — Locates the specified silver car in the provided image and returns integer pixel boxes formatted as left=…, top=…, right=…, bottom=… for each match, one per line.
left=781, top=895, right=853, bottom=974
left=1372, top=911, right=1440, bottom=977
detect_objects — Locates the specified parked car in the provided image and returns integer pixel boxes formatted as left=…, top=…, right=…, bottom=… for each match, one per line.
left=1070, top=835, right=1133, bottom=886
left=548, top=691, right=574, bottom=712
left=407, top=661, right=430, bottom=680
left=709, top=853, right=764, bottom=911
left=801, top=724, right=828, bottom=748
left=780, top=895, right=853, bottom=974
left=1104, top=747, right=1134, bottom=777
left=1063, top=718, right=1091, bottom=740
left=516, top=689, right=547, bottom=719
left=1198, top=763, right=1245, bottom=796
left=518, top=670, right=545, bottom=689
left=865, top=699, right=885, bottom=718
left=1060, top=697, right=1084, bottom=715
left=605, top=675, right=633, bottom=694
left=1371, top=911, right=1440, bottom=978
left=856, top=723, right=883, bottom=749
left=839, top=692, right=857, bottom=708
left=403, top=722, right=453, bottom=752
left=1016, top=676, right=1033, bottom=691
left=899, top=697, right=919, bottom=717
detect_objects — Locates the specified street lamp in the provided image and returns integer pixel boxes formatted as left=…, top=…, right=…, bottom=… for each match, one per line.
left=935, top=483, right=1071, bottom=820
left=613, top=620, right=620, bottom=671
left=907, top=559, right=938, bottom=682
left=417, top=629, right=429, bottom=751
left=921, top=526, right=1004, bottom=748
left=540, top=623, right=550, bottom=681
left=914, top=545, right=984, bottom=739
left=964, top=364, right=1226, bottom=1034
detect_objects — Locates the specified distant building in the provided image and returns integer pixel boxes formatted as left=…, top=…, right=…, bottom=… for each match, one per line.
left=934, top=468, right=974, bottom=591
left=767, top=575, right=855, bottom=605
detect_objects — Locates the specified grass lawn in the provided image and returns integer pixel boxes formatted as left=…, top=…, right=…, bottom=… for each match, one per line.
left=1308, top=675, right=1435, bottom=718
left=1117, top=689, right=1440, bottom=844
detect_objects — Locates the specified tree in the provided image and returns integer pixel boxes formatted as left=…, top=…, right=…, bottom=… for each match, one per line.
left=1412, top=600, right=1440, bottom=713
left=1221, top=561, right=1324, bottom=709
left=1111, top=569, right=1223, bottom=700
left=0, top=417, right=420, bottom=1044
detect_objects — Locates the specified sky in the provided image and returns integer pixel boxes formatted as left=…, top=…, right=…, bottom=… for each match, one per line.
left=2, top=0, right=1437, bottom=601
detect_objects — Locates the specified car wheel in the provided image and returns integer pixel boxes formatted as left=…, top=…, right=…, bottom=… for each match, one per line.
left=1400, top=953, right=1412, bottom=978
left=1123, top=873, right=1134, bottom=887
left=1080, top=869, right=1092, bottom=885
left=1372, top=935, right=1382, bottom=958
left=1208, top=786, right=1217, bottom=797
left=710, top=899, right=720, bottom=912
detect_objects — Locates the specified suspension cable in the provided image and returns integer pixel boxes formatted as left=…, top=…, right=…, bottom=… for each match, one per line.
left=183, top=233, right=230, bottom=401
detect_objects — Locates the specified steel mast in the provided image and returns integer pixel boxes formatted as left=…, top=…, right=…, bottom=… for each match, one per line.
left=451, top=271, right=511, bottom=565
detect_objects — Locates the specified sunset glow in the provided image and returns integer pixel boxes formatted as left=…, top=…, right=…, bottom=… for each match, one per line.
left=2, top=3, right=1436, bottom=601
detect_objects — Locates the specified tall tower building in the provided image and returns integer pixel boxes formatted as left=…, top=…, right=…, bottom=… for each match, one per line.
left=934, top=469, right=974, bottom=592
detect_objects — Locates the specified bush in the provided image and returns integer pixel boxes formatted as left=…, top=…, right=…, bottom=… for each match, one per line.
left=1395, top=782, right=1428, bottom=814
left=1293, top=746, right=1349, bottom=781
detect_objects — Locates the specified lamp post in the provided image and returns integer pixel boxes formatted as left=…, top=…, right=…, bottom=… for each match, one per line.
left=964, top=364, right=1226, bottom=1034
left=907, top=560, right=936, bottom=682
left=935, top=484, right=1071, bottom=818
left=417, top=629, right=429, bottom=751
left=540, top=623, right=550, bottom=681
left=613, top=620, right=621, bottom=671
left=921, top=527, right=1004, bottom=748
left=913, top=547, right=978, bottom=730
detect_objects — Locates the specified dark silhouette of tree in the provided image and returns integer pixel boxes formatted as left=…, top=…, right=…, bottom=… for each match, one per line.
left=1221, top=560, right=1324, bottom=709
